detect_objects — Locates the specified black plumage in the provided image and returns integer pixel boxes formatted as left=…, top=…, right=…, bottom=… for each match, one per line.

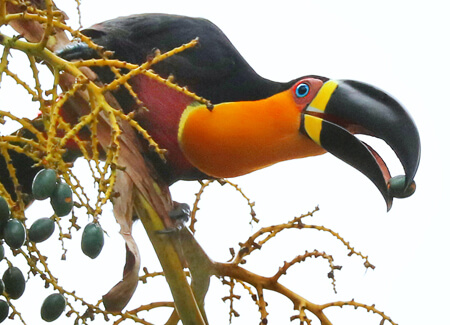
left=60, top=13, right=302, bottom=104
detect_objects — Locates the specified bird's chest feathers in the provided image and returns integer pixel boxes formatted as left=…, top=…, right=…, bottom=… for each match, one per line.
left=130, top=75, right=195, bottom=173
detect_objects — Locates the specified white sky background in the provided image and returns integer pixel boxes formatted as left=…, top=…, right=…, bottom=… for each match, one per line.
left=0, top=0, right=449, bottom=324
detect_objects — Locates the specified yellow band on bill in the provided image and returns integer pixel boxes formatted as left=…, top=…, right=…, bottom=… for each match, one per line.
left=303, top=114, right=323, bottom=146
left=308, top=80, right=339, bottom=113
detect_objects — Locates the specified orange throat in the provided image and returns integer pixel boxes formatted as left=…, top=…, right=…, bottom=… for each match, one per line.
left=178, top=90, right=326, bottom=178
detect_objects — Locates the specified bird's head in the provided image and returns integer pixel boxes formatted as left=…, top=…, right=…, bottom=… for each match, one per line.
left=178, top=76, right=420, bottom=209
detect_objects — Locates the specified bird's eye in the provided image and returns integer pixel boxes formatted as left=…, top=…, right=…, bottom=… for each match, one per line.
left=295, top=83, right=310, bottom=98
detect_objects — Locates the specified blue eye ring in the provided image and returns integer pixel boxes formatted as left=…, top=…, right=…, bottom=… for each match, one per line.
left=295, top=83, right=310, bottom=98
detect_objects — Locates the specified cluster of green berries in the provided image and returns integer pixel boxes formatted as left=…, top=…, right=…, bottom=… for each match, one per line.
left=0, top=168, right=105, bottom=322
left=32, top=169, right=105, bottom=258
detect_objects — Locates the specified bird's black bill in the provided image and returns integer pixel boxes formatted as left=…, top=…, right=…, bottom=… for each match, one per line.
left=302, top=80, right=421, bottom=210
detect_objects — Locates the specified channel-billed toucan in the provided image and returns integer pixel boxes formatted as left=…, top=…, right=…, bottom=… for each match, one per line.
left=1, top=14, right=420, bottom=210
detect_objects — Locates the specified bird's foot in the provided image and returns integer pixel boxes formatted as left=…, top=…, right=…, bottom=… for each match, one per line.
left=156, top=202, right=191, bottom=234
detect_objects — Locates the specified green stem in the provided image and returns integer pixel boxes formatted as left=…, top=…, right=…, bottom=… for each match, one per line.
left=133, top=190, right=206, bottom=325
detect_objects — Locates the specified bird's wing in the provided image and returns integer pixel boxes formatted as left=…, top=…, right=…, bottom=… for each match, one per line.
left=61, top=13, right=282, bottom=103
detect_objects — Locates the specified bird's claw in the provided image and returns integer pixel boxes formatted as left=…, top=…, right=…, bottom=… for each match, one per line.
left=156, top=202, right=191, bottom=235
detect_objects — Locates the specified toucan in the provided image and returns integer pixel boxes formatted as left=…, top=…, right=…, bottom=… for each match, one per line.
left=1, top=13, right=420, bottom=210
